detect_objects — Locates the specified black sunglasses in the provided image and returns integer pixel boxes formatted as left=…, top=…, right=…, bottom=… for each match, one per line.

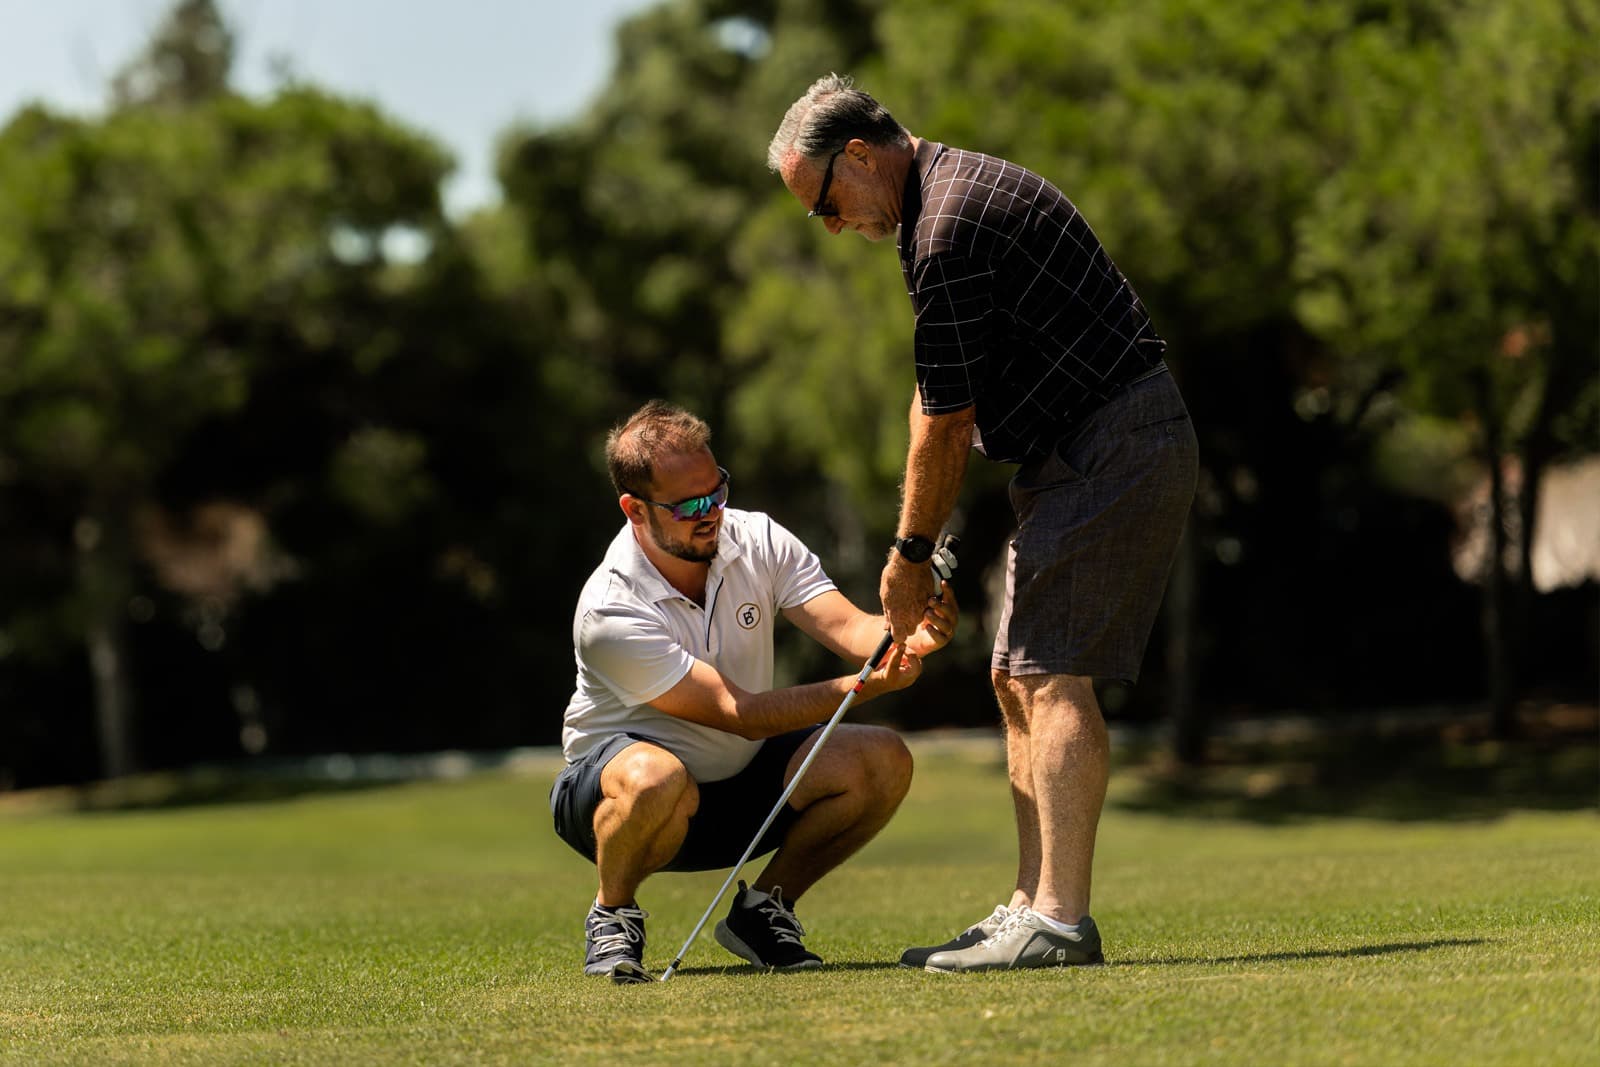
left=808, top=149, right=844, bottom=218
left=630, top=467, right=731, bottom=522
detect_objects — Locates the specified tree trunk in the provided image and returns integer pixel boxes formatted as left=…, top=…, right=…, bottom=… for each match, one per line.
left=1473, top=373, right=1518, bottom=739
left=75, top=512, right=137, bottom=779
left=1512, top=324, right=1586, bottom=699
left=1514, top=412, right=1551, bottom=694
left=1167, top=520, right=1204, bottom=765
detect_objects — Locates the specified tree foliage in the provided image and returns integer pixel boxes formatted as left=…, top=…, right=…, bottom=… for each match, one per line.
left=1, top=0, right=1594, bottom=786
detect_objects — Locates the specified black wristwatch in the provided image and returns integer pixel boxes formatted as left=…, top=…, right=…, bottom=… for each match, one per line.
left=892, top=535, right=937, bottom=564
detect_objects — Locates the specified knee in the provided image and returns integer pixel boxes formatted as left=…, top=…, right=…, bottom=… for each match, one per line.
left=857, top=726, right=913, bottom=805
left=607, top=746, right=698, bottom=821
left=992, top=670, right=1028, bottom=727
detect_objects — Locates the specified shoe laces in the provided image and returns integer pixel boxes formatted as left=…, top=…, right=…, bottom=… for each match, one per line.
left=755, top=887, right=806, bottom=946
left=970, top=904, right=1011, bottom=935
left=978, top=905, right=1033, bottom=948
left=588, top=904, right=648, bottom=959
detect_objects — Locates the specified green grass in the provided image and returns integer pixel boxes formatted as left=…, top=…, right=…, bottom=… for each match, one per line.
left=2, top=742, right=1597, bottom=1066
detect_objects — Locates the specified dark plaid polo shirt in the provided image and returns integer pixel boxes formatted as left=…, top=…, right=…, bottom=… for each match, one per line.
left=898, top=140, right=1167, bottom=463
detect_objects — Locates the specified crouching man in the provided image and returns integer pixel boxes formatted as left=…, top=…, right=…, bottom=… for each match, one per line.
left=550, top=400, right=958, bottom=982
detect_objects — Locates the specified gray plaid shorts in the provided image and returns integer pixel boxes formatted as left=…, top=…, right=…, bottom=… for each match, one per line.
left=993, top=364, right=1198, bottom=682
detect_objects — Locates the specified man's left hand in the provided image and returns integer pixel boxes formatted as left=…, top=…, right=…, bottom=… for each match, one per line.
left=881, top=554, right=935, bottom=644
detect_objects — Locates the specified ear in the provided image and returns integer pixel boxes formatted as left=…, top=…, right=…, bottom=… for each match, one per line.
left=846, top=138, right=875, bottom=172
left=619, top=495, right=647, bottom=527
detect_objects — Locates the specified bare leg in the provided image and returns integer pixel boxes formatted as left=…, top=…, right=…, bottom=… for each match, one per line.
left=593, top=742, right=698, bottom=907
left=752, top=724, right=913, bottom=900
left=996, top=673, right=1107, bottom=923
left=993, top=668, right=1041, bottom=911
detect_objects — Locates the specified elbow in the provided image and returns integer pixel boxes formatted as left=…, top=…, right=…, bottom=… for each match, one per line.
left=944, top=405, right=977, bottom=433
left=722, top=691, right=767, bottom=741
left=920, top=404, right=975, bottom=440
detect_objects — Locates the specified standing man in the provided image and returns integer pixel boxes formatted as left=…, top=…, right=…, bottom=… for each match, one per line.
left=551, top=400, right=958, bottom=982
left=769, top=75, right=1198, bottom=972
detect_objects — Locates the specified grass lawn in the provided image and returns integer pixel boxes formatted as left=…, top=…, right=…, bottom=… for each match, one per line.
left=2, top=737, right=1597, bottom=1066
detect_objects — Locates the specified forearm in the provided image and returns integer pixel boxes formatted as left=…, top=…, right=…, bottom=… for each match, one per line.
left=838, top=612, right=894, bottom=663
left=897, top=392, right=973, bottom=541
left=724, top=673, right=881, bottom=740
left=648, top=640, right=917, bottom=736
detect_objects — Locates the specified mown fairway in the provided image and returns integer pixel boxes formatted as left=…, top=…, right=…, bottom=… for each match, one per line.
left=2, top=741, right=1596, bottom=1066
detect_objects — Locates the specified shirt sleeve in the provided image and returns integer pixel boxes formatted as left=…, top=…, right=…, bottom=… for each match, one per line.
left=761, top=514, right=836, bottom=610
left=578, top=606, right=695, bottom=707
left=910, top=252, right=992, bottom=414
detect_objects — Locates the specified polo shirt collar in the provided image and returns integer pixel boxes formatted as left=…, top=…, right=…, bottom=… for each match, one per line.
left=611, top=516, right=745, bottom=604
left=898, top=138, right=943, bottom=262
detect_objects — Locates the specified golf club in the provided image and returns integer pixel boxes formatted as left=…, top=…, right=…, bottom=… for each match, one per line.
left=650, top=534, right=960, bottom=983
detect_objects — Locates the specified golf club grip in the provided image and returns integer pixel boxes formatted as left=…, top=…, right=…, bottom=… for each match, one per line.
left=866, top=630, right=894, bottom=676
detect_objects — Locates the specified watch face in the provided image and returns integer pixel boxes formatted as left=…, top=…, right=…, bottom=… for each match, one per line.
left=896, top=536, right=935, bottom=563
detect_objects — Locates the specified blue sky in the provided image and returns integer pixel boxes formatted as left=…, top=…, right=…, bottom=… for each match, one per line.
left=0, top=0, right=651, bottom=214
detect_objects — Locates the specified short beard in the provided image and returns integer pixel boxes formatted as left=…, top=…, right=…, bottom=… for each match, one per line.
left=647, top=509, right=718, bottom=563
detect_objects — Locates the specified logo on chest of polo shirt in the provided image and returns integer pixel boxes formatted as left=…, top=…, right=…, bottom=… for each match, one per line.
left=735, top=603, right=761, bottom=630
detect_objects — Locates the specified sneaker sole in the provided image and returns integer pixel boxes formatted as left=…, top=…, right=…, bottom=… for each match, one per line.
left=601, top=959, right=655, bottom=984
left=924, top=951, right=1105, bottom=974
left=713, top=920, right=823, bottom=971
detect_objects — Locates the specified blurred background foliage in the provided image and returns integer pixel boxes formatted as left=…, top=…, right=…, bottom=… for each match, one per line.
left=0, top=0, right=1594, bottom=788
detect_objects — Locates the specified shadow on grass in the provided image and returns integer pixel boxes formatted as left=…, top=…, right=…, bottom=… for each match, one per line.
left=1113, top=706, right=1598, bottom=823
left=1116, top=937, right=1489, bottom=967
left=664, top=961, right=905, bottom=977
left=668, top=938, right=1489, bottom=976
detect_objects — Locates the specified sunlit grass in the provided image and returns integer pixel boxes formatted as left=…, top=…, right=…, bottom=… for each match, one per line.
left=2, top=744, right=1596, bottom=1066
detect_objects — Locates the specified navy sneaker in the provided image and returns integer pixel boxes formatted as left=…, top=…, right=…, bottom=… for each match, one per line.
left=584, top=901, right=651, bottom=983
left=713, top=881, right=823, bottom=970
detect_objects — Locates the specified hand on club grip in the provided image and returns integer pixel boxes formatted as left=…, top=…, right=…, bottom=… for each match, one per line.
left=903, top=579, right=958, bottom=657
left=862, top=641, right=921, bottom=698
left=880, top=555, right=936, bottom=645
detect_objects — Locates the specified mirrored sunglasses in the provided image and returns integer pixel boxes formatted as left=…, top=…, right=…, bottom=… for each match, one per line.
left=633, top=467, right=730, bottom=521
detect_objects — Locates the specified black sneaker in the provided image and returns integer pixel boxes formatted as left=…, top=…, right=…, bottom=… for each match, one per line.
left=899, top=905, right=1012, bottom=968
left=713, top=881, right=823, bottom=970
left=584, top=901, right=652, bottom=983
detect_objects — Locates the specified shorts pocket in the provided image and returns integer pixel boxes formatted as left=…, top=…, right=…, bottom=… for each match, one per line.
left=1008, top=448, right=1084, bottom=517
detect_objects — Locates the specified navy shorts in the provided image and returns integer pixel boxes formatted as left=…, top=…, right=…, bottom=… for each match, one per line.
left=548, top=726, right=822, bottom=872
left=994, top=363, right=1198, bottom=683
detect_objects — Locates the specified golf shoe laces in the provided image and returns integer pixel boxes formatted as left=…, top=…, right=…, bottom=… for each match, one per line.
left=756, top=888, right=806, bottom=946
left=978, top=905, right=1033, bottom=948
left=588, top=904, right=648, bottom=960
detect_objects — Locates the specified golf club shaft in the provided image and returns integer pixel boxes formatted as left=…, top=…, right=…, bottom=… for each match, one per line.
left=658, top=630, right=895, bottom=982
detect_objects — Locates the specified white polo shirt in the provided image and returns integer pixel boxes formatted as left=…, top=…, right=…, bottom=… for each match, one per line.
left=562, top=507, right=837, bottom=782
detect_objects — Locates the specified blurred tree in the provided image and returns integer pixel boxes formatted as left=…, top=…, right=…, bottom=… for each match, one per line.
left=717, top=0, right=1596, bottom=754
left=1294, top=0, right=1600, bottom=735
left=496, top=0, right=885, bottom=433
left=112, top=0, right=234, bottom=109
left=493, top=0, right=926, bottom=695
left=727, top=0, right=1386, bottom=752
left=0, top=3, right=451, bottom=777
left=4, top=0, right=1592, bottom=787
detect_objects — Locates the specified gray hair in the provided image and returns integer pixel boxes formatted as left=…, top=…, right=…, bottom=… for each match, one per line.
left=767, top=73, right=910, bottom=173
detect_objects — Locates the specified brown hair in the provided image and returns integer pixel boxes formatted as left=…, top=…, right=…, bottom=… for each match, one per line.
left=604, top=400, right=712, bottom=497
